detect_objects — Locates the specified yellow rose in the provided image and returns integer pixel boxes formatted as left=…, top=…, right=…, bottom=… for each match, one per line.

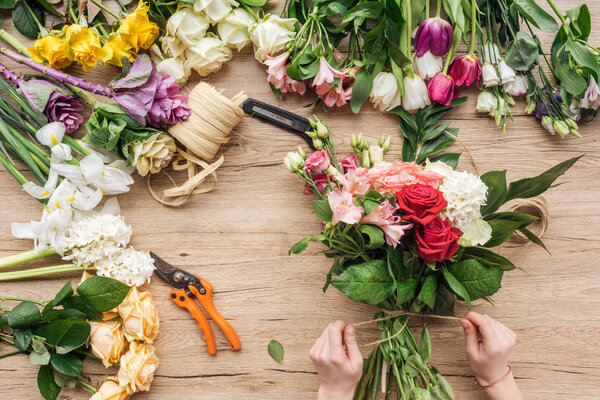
left=62, top=24, right=103, bottom=72
left=117, top=342, right=159, bottom=394
left=118, top=1, right=159, bottom=51
left=90, top=377, right=130, bottom=400
left=28, top=35, right=73, bottom=69
left=117, top=287, right=160, bottom=343
left=102, top=34, right=136, bottom=67
left=89, top=320, right=128, bottom=367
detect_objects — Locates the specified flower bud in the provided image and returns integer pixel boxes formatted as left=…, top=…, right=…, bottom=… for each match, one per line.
left=312, top=138, right=323, bottom=150
left=308, top=117, right=317, bottom=128
left=379, top=135, right=391, bottom=152
left=525, top=98, right=537, bottom=114
left=316, top=121, right=329, bottom=138
left=368, top=145, right=384, bottom=165
left=297, top=146, right=307, bottom=159
left=553, top=120, right=570, bottom=138
left=350, top=134, right=357, bottom=148
left=565, top=118, right=578, bottom=130
left=284, top=152, right=304, bottom=172
left=541, top=116, right=555, bottom=135
left=360, top=149, right=370, bottom=167
left=325, top=165, right=339, bottom=176
left=306, top=129, right=318, bottom=139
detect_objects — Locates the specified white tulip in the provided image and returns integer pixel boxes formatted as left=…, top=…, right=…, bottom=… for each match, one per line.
left=482, top=62, right=500, bottom=87
left=402, top=75, right=431, bottom=111
left=504, top=74, right=528, bottom=96
left=481, top=42, right=501, bottom=64
left=250, top=15, right=297, bottom=62
left=498, top=60, right=515, bottom=84
left=36, top=122, right=65, bottom=148
left=370, top=72, right=402, bottom=112
left=217, top=8, right=253, bottom=51
left=184, top=36, right=233, bottom=76
left=412, top=51, right=443, bottom=80
left=166, top=7, right=210, bottom=49
left=193, top=0, right=238, bottom=23
left=156, top=57, right=191, bottom=85
left=458, top=218, right=492, bottom=247
left=476, top=90, right=497, bottom=114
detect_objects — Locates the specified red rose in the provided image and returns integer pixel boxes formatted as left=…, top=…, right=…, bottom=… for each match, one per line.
left=398, top=184, right=447, bottom=225
left=416, top=217, right=462, bottom=262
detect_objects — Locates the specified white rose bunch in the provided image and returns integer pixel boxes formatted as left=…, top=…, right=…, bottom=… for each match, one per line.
left=250, top=15, right=297, bottom=62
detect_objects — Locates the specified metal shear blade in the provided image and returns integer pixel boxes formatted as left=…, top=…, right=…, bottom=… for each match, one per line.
left=150, top=252, right=205, bottom=294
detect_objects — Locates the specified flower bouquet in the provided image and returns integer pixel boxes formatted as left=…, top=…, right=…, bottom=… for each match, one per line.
left=285, top=110, right=579, bottom=398
left=0, top=276, right=160, bottom=399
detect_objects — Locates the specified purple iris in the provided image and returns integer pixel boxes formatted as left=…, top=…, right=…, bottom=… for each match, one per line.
left=414, top=18, right=453, bottom=57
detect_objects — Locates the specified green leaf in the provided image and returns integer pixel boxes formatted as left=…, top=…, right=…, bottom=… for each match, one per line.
left=238, top=0, right=267, bottom=6
left=519, top=227, right=549, bottom=253
left=417, top=275, right=437, bottom=309
left=37, top=365, right=61, bottom=400
left=351, top=70, right=373, bottom=114
left=341, top=2, right=384, bottom=24
left=505, top=31, right=539, bottom=71
left=566, top=4, right=591, bottom=38
left=38, top=319, right=90, bottom=352
left=358, top=225, right=385, bottom=249
left=12, top=0, right=45, bottom=39
left=0, top=0, right=14, bottom=8
left=429, top=152, right=460, bottom=168
left=404, top=354, right=426, bottom=377
left=49, top=352, right=83, bottom=377
left=289, top=237, right=309, bottom=255
left=505, top=156, right=581, bottom=201
left=0, top=314, right=8, bottom=328
left=42, top=308, right=86, bottom=323
left=14, top=328, right=33, bottom=351
left=331, top=260, right=395, bottom=305
left=566, top=39, right=600, bottom=79
left=61, top=296, right=102, bottom=321
left=464, top=247, right=516, bottom=271
left=417, top=132, right=455, bottom=163
left=77, top=276, right=131, bottom=312
left=30, top=348, right=51, bottom=365
left=313, top=199, right=333, bottom=223
left=480, top=170, right=507, bottom=215
left=419, top=324, right=431, bottom=363
left=8, top=301, right=41, bottom=328
left=555, top=60, right=587, bottom=96
left=52, top=370, right=77, bottom=388
left=447, top=260, right=503, bottom=300
left=43, top=281, right=74, bottom=314
left=483, top=211, right=539, bottom=225
left=430, top=284, right=455, bottom=316
left=484, top=219, right=524, bottom=247
left=442, top=267, right=471, bottom=308
left=268, top=340, right=284, bottom=364
left=396, top=279, right=418, bottom=306
left=513, top=0, right=558, bottom=32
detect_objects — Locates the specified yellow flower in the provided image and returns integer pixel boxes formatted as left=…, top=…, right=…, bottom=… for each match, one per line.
left=117, top=342, right=159, bottom=394
left=117, top=287, right=160, bottom=343
left=27, top=35, right=73, bottom=69
left=102, top=34, right=136, bottom=67
left=90, top=377, right=130, bottom=400
left=62, top=24, right=103, bottom=72
left=89, top=320, right=128, bottom=367
left=118, top=1, right=159, bottom=51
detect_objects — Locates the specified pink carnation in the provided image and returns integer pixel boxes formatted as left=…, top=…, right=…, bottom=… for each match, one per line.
left=358, top=162, right=443, bottom=195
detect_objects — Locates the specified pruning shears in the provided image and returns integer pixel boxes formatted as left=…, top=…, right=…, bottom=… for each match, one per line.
left=150, top=252, right=241, bottom=355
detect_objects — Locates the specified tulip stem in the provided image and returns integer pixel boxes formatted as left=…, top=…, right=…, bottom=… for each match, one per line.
left=0, top=350, right=21, bottom=359
left=0, top=296, right=46, bottom=306
left=436, top=0, right=442, bottom=18
left=77, top=378, right=97, bottom=394
left=0, top=29, right=30, bottom=57
left=468, top=0, right=477, bottom=55
left=442, top=28, right=462, bottom=74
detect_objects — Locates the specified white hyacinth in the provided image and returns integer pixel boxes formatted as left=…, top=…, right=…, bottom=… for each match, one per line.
left=95, top=247, right=155, bottom=287
left=438, top=170, right=488, bottom=232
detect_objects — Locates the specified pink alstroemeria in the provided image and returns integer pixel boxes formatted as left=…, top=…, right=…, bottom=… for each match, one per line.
left=381, top=224, right=413, bottom=248
left=335, top=169, right=370, bottom=196
left=361, top=200, right=400, bottom=226
left=284, top=76, right=307, bottom=95
left=327, top=189, right=364, bottom=225
left=264, top=52, right=289, bottom=91
left=313, top=57, right=345, bottom=87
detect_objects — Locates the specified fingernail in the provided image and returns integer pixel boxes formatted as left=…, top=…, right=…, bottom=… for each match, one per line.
left=347, top=326, right=355, bottom=335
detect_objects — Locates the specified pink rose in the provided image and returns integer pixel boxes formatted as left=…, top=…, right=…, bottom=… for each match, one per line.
left=304, top=150, right=330, bottom=174
left=304, top=174, right=332, bottom=195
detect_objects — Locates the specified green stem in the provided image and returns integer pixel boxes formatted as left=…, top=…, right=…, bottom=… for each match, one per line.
left=0, top=296, right=45, bottom=306
left=425, top=0, right=430, bottom=18
left=240, top=2, right=259, bottom=22
left=406, top=0, right=412, bottom=57
left=88, top=0, right=120, bottom=20
left=468, top=0, right=477, bottom=55
left=436, top=0, right=442, bottom=18
left=0, top=247, right=56, bottom=269
left=0, top=350, right=22, bottom=359
left=0, top=152, right=28, bottom=185
left=0, top=29, right=30, bottom=56
left=0, top=264, right=89, bottom=281
left=77, top=378, right=97, bottom=393
left=442, top=28, right=463, bottom=74
left=546, top=0, right=566, bottom=25
left=0, top=335, right=14, bottom=345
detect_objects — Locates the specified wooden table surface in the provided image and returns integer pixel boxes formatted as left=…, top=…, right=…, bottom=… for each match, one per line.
left=1, top=1, right=599, bottom=399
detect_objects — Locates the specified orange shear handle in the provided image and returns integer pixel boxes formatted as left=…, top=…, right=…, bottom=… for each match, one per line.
left=189, top=276, right=242, bottom=352
left=169, top=288, right=217, bottom=355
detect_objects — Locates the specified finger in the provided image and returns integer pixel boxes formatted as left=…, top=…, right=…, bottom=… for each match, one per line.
left=464, top=312, right=497, bottom=343
left=327, top=321, right=346, bottom=350
left=343, top=325, right=363, bottom=366
left=310, top=330, right=327, bottom=359
left=460, top=318, right=480, bottom=353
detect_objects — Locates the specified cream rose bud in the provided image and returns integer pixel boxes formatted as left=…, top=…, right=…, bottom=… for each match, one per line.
left=90, top=377, right=130, bottom=400
left=184, top=37, right=233, bottom=76
left=412, top=51, right=443, bottom=80
left=194, top=0, right=238, bottom=23
left=167, top=7, right=210, bottom=49
left=89, top=320, right=128, bottom=367
left=156, top=57, right=192, bottom=85
left=368, top=145, right=385, bottom=166
left=217, top=9, right=253, bottom=51
left=118, top=287, right=160, bottom=343
left=130, top=133, right=177, bottom=177
left=117, top=342, right=159, bottom=394
left=482, top=62, right=500, bottom=87
left=370, top=72, right=402, bottom=112
left=458, top=218, right=492, bottom=247
left=250, top=15, right=297, bottom=62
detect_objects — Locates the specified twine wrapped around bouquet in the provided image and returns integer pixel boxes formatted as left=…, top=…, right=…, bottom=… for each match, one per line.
left=149, top=83, right=248, bottom=206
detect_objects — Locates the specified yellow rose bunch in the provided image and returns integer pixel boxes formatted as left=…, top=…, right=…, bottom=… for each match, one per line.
left=63, top=24, right=104, bottom=72
left=118, top=1, right=159, bottom=52
left=28, top=35, right=73, bottom=69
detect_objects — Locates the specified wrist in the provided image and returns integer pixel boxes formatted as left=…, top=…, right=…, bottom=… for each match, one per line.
left=317, top=385, right=355, bottom=400
left=483, top=373, right=524, bottom=400
left=475, top=364, right=511, bottom=387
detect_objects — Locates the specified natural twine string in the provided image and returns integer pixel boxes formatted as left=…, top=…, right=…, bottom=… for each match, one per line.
left=148, top=83, right=247, bottom=206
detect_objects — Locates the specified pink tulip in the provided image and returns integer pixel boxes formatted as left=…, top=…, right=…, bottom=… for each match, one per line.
left=414, top=18, right=453, bottom=57
left=427, top=73, right=455, bottom=106
left=450, top=54, right=481, bottom=87
left=327, top=189, right=364, bottom=225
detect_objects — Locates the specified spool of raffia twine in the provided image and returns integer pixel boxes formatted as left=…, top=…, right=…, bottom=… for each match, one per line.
left=148, top=82, right=248, bottom=206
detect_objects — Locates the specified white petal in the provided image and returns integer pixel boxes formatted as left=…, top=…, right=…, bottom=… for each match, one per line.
left=36, top=122, right=66, bottom=148
left=51, top=162, right=84, bottom=182
left=102, top=197, right=121, bottom=215
left=51, top=144, right=72, bottom=161
left=80, top=154, right=104, bottom=182
left=11, top=222, right=35, bottom=239
left=23, top=182, right=52, bottom=199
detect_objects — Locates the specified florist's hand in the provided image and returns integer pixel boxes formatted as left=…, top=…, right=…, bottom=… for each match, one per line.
left=460, top=312, right=524, bottom=400
left=309, top=321, right=363, bottom=400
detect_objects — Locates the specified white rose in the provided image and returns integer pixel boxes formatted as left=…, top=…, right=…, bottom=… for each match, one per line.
left=412, top=51, right=443, bottom=80
left=167, top=7, right=210, bottom=49
left=193, top=0, right=238, bottom=23
left=250, top=15, right=296, bottom=62
left=476, top=90, right=497, bottom=114
left=482, top=62, right=500, bottom=87
left=217, top=8, right=253, bottom=51
left=370, top=72, right=402, bottom=112
left=156, top=57, right=191, bottom=85
left=498, top=60, right=515, bottom=84
left=458, top=218, right=492, bottom=247
left=424, top=159, right=453, bottom=178
left=184, top=36, right=233, bottom=76
left=402, top=75, right=431, bottom=111
left=504, top=74, right=528, bottom=96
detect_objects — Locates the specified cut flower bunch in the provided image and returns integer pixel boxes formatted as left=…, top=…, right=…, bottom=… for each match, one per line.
left=285, top=111, right=580, bottom=398
left=0, top=276, right=160, bottom=400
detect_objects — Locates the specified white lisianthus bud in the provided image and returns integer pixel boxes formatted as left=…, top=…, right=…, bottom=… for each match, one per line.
left=402, top=75, right=431, bottom=112
left=498, top=60, right=516, bottom=84
left=504, top=74, right=528, bottom=96
left=193, top=0, right=238, bottom=23
left=360, top=149, right=370, bottom=167
left=284, top=152, right=304, bottom=172
left=316, top=121, right=329, bottom=138
left=458, top=218, right=492, bottom=247
left=297, top=146, right=307, bottom=159
left=379, top=135, right=391, bottom=152
left=350, top=134, right=357, bottom=148
left=250, top=15, right=297, bottom=62
left=412, top=51, right=443, bottom=80
left=166, top=7, right=210, bottom=50
left=368, top=145, right=384, bottom=166
left=481, top=42, right=501, bottom=64
left=370, top=72, right=402, bottom=112
left=306, top=130, right=318, bottom=139
left=312, top=138, right=323, bottom=150
left=325, top=165, right=339, bottom=176
left=525, top=97, right=536, bottom=114
left=217, top=8, right=253, bottom=51
left=183, top=37, right=233, bottom=76
left=553, top=120, right=570, bottom=138
left=541, top=116, right=555, bottom=135
left=482, top=63, right=500, bottom=87
left=476, top=90, right=497, bottom=114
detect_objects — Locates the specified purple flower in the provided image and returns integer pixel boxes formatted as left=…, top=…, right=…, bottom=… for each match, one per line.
left=44, top=91, right=85, bottom=134
left=110, top=55, right=190, bottom=127
left=414, top=18, right=453, bottom=57
left=535, top=87, right=562, bottom=119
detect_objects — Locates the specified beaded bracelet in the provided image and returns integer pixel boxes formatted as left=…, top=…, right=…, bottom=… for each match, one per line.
left=475, top=365, right=512, bottom=389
